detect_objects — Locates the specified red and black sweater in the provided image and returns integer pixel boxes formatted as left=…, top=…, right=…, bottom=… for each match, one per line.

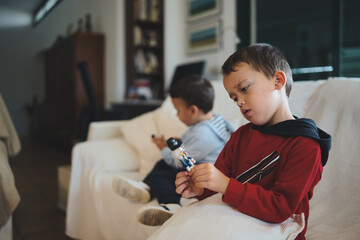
left=199, top=118, right=331, bottom=240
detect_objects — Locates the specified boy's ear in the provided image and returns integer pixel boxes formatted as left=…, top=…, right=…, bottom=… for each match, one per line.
left=274, top=70, right=286, bottom=90
left=189, top=105, right=199, bottom=116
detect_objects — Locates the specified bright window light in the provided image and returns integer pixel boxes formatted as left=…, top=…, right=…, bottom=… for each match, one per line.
left=33, top=0, right=62, bottom=26
left=291, top=66, right=334, bottom=75
left=0, top=8, right=32, bottom=28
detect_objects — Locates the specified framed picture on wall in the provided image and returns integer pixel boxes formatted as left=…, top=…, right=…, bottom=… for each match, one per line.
left=187, top=0, right=220, bottom=22
left=187, top=20, right=220, bottom=54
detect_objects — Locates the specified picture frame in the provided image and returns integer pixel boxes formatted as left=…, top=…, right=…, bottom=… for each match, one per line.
left=186, top=0, right=220, bottom=22
left=187, top=20, right=220, bottom=54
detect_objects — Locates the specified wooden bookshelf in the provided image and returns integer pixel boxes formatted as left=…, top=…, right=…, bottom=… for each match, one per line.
left=125, top=0, right=164, bottom=100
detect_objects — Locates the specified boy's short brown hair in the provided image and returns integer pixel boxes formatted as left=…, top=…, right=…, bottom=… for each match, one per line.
left=170, top=75, right=214, bottom=114
left=221, top=43, right=293, bottom=97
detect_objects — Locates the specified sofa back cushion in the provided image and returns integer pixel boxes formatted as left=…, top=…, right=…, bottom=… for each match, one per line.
left=119, top=98, right=188, bottom=177
left=288, top=80, right=326, bottom=117
left=303, top=77, right=360, bottom=239
left=153, top=97, right=188, bottom=139
left=211, top=80, right=248, bottom=129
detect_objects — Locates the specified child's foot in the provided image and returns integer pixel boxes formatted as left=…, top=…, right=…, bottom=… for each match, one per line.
left=112, top=176, right=151, bottom=203
left=137, top=204, right=181, bottom=226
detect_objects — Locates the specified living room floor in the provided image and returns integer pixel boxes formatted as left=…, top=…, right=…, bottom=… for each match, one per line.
left=9, top=139, right=74, bottom=240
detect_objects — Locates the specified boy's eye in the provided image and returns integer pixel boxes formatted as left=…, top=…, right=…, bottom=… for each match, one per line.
left=241, top=86, right=249, bottom=91
left=233, top=97, right=238, bottom=102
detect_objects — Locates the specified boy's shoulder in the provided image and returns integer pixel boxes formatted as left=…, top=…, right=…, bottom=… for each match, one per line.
left=240, top=118, right=331, bottom=166
left=251, top=118, right=319, bottom=139
left=184, top=114, right=233, bottom=141
left=235, top=118, right=321, bottom=140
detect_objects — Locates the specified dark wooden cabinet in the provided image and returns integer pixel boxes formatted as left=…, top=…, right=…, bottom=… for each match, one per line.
left=41, top=32, right=104, bottom=148
left=125, top=0, right=164, bottom=100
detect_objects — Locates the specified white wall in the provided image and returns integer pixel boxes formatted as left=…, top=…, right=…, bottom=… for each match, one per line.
left=164, top=0, right=237, bottom=89
left=0, top=0, right=237, bottom=138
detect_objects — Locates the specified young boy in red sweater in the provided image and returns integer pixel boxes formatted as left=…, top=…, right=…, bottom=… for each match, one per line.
left=175, top=43, right=331, bottom=240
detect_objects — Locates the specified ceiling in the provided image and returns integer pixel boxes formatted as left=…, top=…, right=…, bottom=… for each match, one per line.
left=0, top=0, right=43, bottom=13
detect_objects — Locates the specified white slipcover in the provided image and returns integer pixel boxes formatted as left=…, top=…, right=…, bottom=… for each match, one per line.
left=66, top=78, right=360, bottom=240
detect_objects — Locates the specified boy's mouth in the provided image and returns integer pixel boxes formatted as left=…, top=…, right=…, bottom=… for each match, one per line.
left=242, top=109, right=250, bottom=117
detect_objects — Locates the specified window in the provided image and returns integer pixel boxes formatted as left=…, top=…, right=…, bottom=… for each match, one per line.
left=33, top=0, right=63, bottom=26
left=236, top=0, right=360, bottom=80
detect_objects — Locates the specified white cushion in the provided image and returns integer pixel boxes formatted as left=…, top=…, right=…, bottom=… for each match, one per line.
left=120, top=97, right=188, bottom=177
left=153, top=96, right=188, bottom=139
left=149, top=193, right=305, bottom=240
left=119, top=112, right=162, bottom=176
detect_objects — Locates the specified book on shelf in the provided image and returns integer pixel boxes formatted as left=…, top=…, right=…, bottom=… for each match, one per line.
left=133, top=0, right=139, bottom=20
left=128, top=79, right=153, bottom=100
left=134, top=49, right=159, bottom=74
left=134, top=27, right=158, bottom=47
left=134, top=0, right=160, bottom=22
left=134, top=26, right=142, bottom=45
left=143, top=30, right=158, bottom=46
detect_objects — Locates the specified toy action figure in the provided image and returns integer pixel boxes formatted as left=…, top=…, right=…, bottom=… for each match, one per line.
left=166, top=137, right=196, bottom=171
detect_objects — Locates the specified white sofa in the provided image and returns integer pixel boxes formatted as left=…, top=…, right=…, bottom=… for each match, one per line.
left=66, top=77, right=360, bottom=240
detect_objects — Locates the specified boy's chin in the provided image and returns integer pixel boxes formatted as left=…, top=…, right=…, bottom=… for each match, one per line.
left=249, top=118, right=270, bottom=127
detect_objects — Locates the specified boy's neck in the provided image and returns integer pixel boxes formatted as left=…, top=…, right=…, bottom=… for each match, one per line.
left=266, top=97, right=295, bottom=127
left=192, top=111, right=214, bottom=125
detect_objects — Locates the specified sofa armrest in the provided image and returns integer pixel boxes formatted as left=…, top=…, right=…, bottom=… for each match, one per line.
left=87, top=120, right=130, bottom=141
left=72, top=137, right=139, bottom=173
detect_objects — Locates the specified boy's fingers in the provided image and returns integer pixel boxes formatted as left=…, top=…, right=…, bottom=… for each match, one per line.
left=192, top=174, right=208, bottom=183
left=191, top=163, right=213, bottom=175
left=181, top=187, right=194, bottom=198
left=193, top=176, right=211, bottom=190
left=175, top=172, right=190, bottom=187
left=175, top=182, right=188, bottom=194
left=191, top=167, right=209, bottom=180
left=176, top=171, right=188, bottom=180
left=174, top=175, right=187, bottom=187
left=193, top=163, right=211, bottom=170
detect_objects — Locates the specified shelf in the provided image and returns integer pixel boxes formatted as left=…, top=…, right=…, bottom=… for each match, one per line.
left=135, top=20, right=162, bottom=27
left=136, top=73, right=162, bottom=78
left=135, top=45, right=162, bottom=50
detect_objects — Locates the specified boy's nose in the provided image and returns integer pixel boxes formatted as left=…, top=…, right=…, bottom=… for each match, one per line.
left=237, top=98, right=245, bottom=107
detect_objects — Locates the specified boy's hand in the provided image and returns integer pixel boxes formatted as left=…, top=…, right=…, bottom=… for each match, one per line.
left=175, top=171, right=204, bottom=198
left=151, top=135, right=167, bottom=150
left=190, top=163, right=230, bottom=195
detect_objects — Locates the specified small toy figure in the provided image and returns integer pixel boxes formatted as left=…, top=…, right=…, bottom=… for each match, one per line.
left=166, top=137, right=196, bottom=171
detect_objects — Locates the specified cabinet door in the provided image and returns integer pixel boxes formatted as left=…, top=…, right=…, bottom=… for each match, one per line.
left=45, top=39, right=75, bottom=128
left=73, top=32, right=105, bottom=122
